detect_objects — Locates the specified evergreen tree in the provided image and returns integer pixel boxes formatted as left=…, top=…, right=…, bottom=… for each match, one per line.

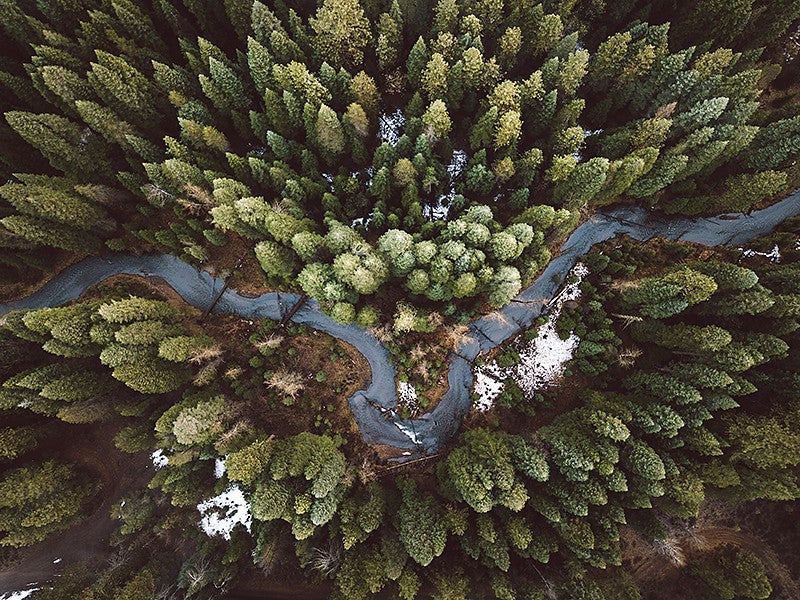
left=0, top=460, right=95, bottom=547
left=310, top=0, right=372, bottom=69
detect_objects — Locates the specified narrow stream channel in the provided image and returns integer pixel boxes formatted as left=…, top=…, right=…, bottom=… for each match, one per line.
left=2, top=192, right=799, bottom=456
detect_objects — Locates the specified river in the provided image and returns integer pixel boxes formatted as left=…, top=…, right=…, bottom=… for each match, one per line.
left=2, top=191, right=799, bottom=455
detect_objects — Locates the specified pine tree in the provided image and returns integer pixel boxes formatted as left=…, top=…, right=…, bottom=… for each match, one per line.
left=0, top=426, right=39, bottom=461
left=315, top=104, right=346, bottom=156
left=310, top=0, right=372, bottom=69
left=0, top=460, right=95, bottom=547
left=422, top=100, right=452, bottom=140
left=406, top=37, right=429, bottom=87
left=87, top=50, right=158, bottom=125
left=5, top=112, right=109, bottom=177
left=421, top=53, right=449, bottom=100
left=395, top=479, right=447, bottom=567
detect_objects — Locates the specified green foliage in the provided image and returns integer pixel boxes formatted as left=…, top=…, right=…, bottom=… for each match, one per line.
left=245, top=433, right=348, bottom=539
left=395, top=479, right=447, bottom=566
left=622, top=268, right=717, bottom=318
left=310, top=0, right=372, bottom=69
left=444, top=428, right=532, bottom=513
left=0, top=426, right=39, bottom=461
left=157, top=392, right=227, bottom=446
left=98, top=298, right=181, bottom=325
left=0, top=460, right=94, bottom=547
left=112, top=360, right=188, bottom=394
left=1, top=2, right=800, bottom=598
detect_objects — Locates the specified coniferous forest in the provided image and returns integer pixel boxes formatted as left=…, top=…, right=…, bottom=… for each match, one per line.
left=1, top=0, right=800, bottom=598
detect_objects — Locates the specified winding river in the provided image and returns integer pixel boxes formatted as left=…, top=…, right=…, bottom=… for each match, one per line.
left=2, top=192, right=799, bottom=456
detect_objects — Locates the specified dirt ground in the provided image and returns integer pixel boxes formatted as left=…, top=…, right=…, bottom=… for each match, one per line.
left=0, top=421, right=152, bottom=595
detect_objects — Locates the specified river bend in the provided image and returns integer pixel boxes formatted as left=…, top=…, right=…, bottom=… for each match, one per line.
left=2, top=192, right=799, bottom=455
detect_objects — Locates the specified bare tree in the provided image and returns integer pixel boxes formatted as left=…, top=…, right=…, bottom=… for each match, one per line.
left=266, top=369, right=305, bottom=399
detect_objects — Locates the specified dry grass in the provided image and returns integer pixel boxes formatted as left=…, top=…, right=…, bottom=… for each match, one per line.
left=358, top=457, right=377, bottom=484
left=653, top=537, right=686, bottom=567
left=143, top=183, right=174, bottom=206
left=255, top=333, right=285, bottom=352
left=257, top=537, right=281, bottom=576
left=484, top=310, right=512, bottom=328
left=189, top=345, right=224, bottom=365
left=412, top=359, right=431, bottom=383
left=409, top=344, right=427, bottom=363
left=443, top=323, right=473, bottom=353
left=616, top=346, right=643, bottom=368
left=609, top=279, right=640, bottom=292
left=307, top=542, right=342, bottom=577
left=193, top=359, right=222, bottom=386
left=224, top=365, right=244, bottom=381
left=184, top=183, right=214, bottom=209
left=367, top=324, right=393, bottom=343
left=612, top=313, right=644, bottom=328
left=266, top=369, right=305, bottom=399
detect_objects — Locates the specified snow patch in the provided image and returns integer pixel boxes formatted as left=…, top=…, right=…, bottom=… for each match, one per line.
left=214, top=457, right=226, bottom=479
left=379, top=109, right=406, bottom=146
left=425, top=149, right=467, bottom=221
left=740, top=244, right=781, bottom=263
left=197, top=485, right=251, bottom=540
left=0, top=589, right=40, bottom=600
left=473, top=263, right=588, bottom=411
left=351, top=216, right=372, bottom=229
left=447, top=149, right=468, bottom=182
left=394, top=420, right=424, bottom=447
left=151, top=449, right=168, bottom=470
left=473, top=368, right=505, bottom=412
left=397, top=381, right=418, bottom=405
left=424, top=199, right=450, bottom=221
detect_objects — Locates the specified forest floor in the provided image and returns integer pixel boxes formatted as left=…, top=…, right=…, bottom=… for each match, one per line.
left=206, top=236, right=269, bottom=296
left=227, top=567, right=331, bottom=599
left=627, top=520, right=800, bottom=599
left=0, top=421, right=152, bottom=595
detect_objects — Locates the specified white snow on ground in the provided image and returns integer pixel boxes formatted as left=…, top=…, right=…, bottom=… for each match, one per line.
left=397, top=381, right=418, bottom=406
left=447, top=149, right=468, bottom=181
left=197, top=485, right=251, bottom=540
left=424, top=199, right=450, bottom=221
left=473, top=368, right=506, bottom=411
left=395, top=381, right=421, bottom=421
left=740, top=244, right=781, bottom=263
left=151, top=449, right=168, bottom=470
left=394, top=419, right=424, bottom=447
left=379, top=109, right=406, bottom=145
left=214, top=457, right=227, bottom=479
left=351, top=216, right=372, bottom=229
left=0, top=589, right=40, bottom=600
left=473, top=263, right=588, bottom=412
left=426, top=149, right=468, bottom=221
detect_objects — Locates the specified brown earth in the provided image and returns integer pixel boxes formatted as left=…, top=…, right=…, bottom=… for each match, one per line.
left=0, top=421, right=153, bottom=595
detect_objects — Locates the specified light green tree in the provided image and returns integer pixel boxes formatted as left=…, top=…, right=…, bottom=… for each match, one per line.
left=310, top=0, right=372, bottom=69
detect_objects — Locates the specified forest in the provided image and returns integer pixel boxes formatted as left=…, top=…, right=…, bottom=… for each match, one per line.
left=1, top=0, right=800, bottom=598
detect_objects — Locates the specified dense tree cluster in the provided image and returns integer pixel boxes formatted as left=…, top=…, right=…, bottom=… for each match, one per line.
left=1, top=0, right=800, bottom=599
left=0, top=297, right=213, bottom=411
left=0, top=0, right=798, bottom=315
